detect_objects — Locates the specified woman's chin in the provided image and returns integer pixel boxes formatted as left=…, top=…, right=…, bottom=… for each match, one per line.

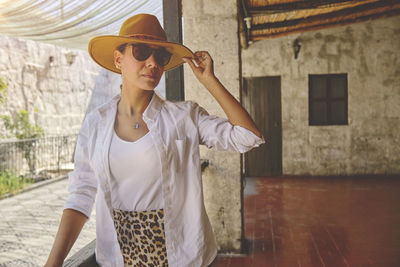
left=137, top=85, right=156, bottom=92
left=142, top=81, right=160, bottom=91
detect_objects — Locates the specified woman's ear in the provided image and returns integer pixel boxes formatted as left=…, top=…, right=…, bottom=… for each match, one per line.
left=114, top=50, right=122, bottom=69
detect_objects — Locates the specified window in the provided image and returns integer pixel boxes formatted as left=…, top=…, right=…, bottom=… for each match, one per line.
left=309, top=74, right=348, bottom=126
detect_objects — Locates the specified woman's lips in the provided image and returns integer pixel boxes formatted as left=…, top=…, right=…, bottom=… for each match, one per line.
left=142, top=74, right=157, bottom=79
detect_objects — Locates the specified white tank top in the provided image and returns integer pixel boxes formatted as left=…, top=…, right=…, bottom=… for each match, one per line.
left=108, top=130, right=163, bottom=211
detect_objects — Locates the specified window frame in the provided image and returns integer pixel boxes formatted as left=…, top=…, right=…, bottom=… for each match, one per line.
left=308, top=74, right=348, bottom=126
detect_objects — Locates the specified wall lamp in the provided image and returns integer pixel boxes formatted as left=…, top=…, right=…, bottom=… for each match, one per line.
left=293, top=38, right=301, bottom=59
left=64, top=52, right=77, bottom=65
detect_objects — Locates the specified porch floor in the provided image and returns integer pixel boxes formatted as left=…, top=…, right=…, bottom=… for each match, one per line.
left=211, top=175, right=400, bottom=267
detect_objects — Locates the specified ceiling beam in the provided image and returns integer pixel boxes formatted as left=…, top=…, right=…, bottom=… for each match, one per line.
left=251, top=7, right=400, bottom=40
left=251, top=0, right=399, bottom=30
left=248, top=0, right=365, bottom=14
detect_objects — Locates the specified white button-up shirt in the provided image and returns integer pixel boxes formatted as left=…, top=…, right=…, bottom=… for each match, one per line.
left=64, top=93, right=264, bottom=267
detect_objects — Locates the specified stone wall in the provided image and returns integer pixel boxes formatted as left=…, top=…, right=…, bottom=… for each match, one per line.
left=242, top=15, right=400, bottom=175
left=0, top=34, right=100, bottom=136
left=182, top=0, right=243, bottom=252
left=0, top=34, right=167, bottom=138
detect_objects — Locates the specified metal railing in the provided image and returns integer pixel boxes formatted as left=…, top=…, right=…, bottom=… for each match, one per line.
left=0, top=135, right=77, bottom=178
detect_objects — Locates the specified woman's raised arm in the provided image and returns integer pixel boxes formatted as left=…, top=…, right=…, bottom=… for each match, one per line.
left=183, top=51, right=262, bottom=138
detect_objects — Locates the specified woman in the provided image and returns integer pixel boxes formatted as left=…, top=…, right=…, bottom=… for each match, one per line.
left=45, top=14, right=264, bottom=267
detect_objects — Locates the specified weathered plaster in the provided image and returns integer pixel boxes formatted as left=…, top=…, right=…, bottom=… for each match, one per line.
left=242, top=15, right=400, bottom=175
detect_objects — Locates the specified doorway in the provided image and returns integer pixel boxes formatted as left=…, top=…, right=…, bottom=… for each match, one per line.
left=242, top=76, right=282, bottom=176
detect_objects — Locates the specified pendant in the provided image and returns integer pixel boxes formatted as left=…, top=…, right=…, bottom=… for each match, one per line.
left=134, top=123, right=140, bottom=129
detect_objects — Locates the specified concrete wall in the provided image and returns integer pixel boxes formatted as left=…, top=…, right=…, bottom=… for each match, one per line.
left=182, top=0, right=243, bottom=252
left=242, top=15, right=400, bottom=175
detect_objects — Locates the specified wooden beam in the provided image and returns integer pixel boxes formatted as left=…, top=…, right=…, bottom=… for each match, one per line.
left=241, top=0, right=250, bottom=18
left=251, top=7, right=400, bottom=40
left=163, top=0, right=185, bottom=101
left=64, top=239, right=98, bottom=267
left=251, top=0, right=399, bottom=31
left=238, top=0, right=250, bottom=48
left=248, top=0, right=363, bottom=14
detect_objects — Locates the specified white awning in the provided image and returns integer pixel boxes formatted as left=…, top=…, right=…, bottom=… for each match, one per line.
left=0, top=0, right=163, bottom=50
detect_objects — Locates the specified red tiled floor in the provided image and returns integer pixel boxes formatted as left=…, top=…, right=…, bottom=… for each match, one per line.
left=211, top=176, right=400, bottom=267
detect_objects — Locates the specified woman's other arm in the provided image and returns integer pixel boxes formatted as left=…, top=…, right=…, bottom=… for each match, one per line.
left=45, top=114, right=97, bottom=267
left=44, top=209, right=88, bottom=267
left=183, top=51, right=262, bottom=138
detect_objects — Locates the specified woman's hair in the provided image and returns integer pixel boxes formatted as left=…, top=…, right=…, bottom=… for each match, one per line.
left=116, top=43, right=128, bottom=53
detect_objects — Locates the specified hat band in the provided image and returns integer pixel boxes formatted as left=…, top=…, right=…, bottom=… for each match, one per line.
left=126, top=34, right=165, bottom=41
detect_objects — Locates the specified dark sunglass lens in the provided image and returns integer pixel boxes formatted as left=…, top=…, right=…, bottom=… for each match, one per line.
left=154, top=49, right=172, bottom=66
left=132, top=44, right=152, bottom=61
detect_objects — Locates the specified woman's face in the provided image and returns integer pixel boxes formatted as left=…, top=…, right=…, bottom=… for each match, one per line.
left=115, top=44, right=165, bottom=91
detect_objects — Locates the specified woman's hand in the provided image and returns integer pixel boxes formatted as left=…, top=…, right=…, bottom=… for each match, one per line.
left=183, top=51, right=262, bottom=138
left=183, top=51, right=217, bottom=87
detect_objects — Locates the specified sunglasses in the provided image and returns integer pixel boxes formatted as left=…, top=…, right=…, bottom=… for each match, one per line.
left=131, top=43, right=172, bottom=67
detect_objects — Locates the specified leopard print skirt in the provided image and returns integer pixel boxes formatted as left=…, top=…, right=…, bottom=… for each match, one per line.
left=112, top=208, right=168, bottom=266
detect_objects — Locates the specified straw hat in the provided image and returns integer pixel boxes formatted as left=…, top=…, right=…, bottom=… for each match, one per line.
left=88, top=14, right=194, bottom=73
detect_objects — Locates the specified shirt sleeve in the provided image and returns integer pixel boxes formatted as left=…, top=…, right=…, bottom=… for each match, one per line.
left=63, top=116, right=98, bottom=219
left=193, top=102, right=265, bottom=153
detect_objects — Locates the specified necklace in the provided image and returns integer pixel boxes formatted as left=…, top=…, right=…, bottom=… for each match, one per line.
left=133, top=123, right=140, bottom=129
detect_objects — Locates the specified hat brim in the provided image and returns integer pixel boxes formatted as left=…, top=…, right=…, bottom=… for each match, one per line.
left=88, top=36, right=194, bottom=73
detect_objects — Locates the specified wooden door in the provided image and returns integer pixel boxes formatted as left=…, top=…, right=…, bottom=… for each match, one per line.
left=243, top=76, right=282, bottom=176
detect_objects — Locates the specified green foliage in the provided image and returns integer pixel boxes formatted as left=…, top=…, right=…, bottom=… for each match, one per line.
left=1, top=110, right=44, bottom=173
left=0, top=77, right=7, bottom=104
left=0, top=76, right=44, bottom=173
left=0, top=170, right=33, bottom=196
left=1, top=109, right=44, bottom=140
left=0, top=77, right=43, bottom=140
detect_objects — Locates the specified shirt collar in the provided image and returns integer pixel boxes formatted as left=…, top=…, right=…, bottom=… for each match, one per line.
left=143, top=93, right=163, bottom=122
left=97, top=92, right=164, bottom=122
